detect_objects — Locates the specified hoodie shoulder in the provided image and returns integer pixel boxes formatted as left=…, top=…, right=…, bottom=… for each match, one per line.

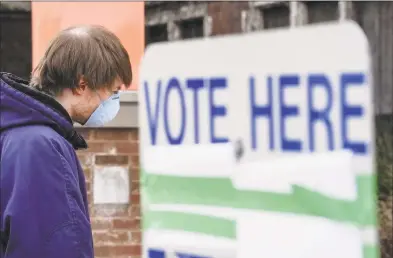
left=0, top=72, right=87, bottom=150
left=4, top=124, right=62, bottom=141
left=2, top=124, right=74, bottom=156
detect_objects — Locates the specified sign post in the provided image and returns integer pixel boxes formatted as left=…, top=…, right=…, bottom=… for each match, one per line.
left=139, top=21, right=378, bottom=258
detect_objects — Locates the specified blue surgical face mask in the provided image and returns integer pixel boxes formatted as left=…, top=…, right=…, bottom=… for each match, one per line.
left=84, top=92, right=120, bottom=127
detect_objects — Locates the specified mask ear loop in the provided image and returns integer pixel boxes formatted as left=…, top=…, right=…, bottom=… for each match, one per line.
left=112, top=92, right=121, bottom=100
left=95, top=87, right=121, bottom=102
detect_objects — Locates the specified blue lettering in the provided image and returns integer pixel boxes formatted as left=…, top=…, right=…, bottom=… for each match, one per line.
left=164, top=78, right=187, bottom=145
left=176, top=253, right=210, bottom=258
left=147, top=249, right=210, bottom=258
left=279, top=75, right=302, bottom=151
left=307, top=74, right=334, bottom=151
left=144, top=81, right=162, bottom=145
left=187, top=78, right=205, bottom=144
left=340, top=73, right=367, bottom=154
left=148, top=249, right=165, bottom=258
left=144, top=72, right=367, bottom=152
left=250, top=75, right=274, bottom=150
left=209, top=78, right=228, bottom=143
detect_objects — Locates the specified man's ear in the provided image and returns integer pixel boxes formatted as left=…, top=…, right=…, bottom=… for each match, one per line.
left=72, top=77, right=88, bottom=95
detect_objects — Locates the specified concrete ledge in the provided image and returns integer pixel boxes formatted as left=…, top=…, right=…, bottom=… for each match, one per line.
left=0, top=2, right=31, bottom=11
left=250, top=1, right=288, bottom=8
left=74, top=91, right=139, bottom=129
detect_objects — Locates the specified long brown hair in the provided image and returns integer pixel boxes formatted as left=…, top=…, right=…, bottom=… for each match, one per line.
left=30, top=24, right=132, bottom=96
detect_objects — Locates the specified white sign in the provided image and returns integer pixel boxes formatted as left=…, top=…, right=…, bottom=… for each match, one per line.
left=93, top=166, right=129, bottom=205
left=139, top=21, right=378, bottom=258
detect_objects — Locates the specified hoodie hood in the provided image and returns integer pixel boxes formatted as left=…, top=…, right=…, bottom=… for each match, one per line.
left=0, top=72, right=87, bottom=150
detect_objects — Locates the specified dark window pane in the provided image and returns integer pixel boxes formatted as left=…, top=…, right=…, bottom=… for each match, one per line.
left=179, top=17, right=204, bottom=39
left=262, top=4, right=290, bottom=29
left=0, top=11, right=32, bottom=79
left=145, top=24, right=168, bottom=46
left=306, top=1, right=339, bottom=24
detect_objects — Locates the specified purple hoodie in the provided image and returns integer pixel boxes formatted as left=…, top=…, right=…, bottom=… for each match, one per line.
left=0, top=73, right=94, bottom=258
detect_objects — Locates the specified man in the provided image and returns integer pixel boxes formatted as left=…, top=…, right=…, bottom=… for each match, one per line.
left=0, top=25, right=132, bottom=257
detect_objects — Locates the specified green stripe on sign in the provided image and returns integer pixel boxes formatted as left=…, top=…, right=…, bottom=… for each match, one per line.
left=356, top=176, right=378, bottom=226
left=141, top=171, right=377, bottom=226
left=363, top=245, right=379, bottom=258
left=143, top=211, right=378, bottom=258
left=143, top=211, right=236, bottom=239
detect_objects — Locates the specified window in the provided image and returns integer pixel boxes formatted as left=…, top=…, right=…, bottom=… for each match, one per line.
left=0, top=10, right=32, bottom=79
left=179, top=17, right=204, bottom=39
left=306, top=1, right=339, bottom=24
left=261, top=3, right=290, bottom=29
left=352, top=1, right=369, bottom=28
left=145, top=24, right=168, bottom=46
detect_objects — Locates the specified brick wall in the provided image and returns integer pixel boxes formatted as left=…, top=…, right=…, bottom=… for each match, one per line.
left=76, top=128, right=141, bottom=258
left=208, top=1, right=248, bottom=36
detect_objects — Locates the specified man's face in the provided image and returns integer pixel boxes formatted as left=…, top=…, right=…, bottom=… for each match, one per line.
left=73, top=78, right=123, bottom=125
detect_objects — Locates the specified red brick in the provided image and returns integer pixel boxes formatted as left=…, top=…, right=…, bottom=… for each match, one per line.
left=94, top=244, right=141, bottom=256
left=84, top=142, right=110, bottom=153
left=208, top=2, right=248, bottom=36
left=130, top=205, right=141, bottom=219
left=131, top=181, right=140, bottom=191
left=129, top=129, right=139, bottom=142
left=92, top=129, right=131, bottom=141
left=91, top=218, right=113, bottom=230
left=85, top=181, right=91, bottom=192
left=115, top=142, right=139, bottom=154
left=130, top=231, right=142, bottom=245
left=130, top=193, right=140, bottom=205
left=86, top=141, right=138, bottom=154
left=95, top=155, right=129, bottom=165
left=130, top=167, right=140, bottom=181
left=75, top=128, right=141, bottom=254
left=113, top=218, right=140, bottom=230
left=93, top=231, right=130, bottom=245
left=130, top=154, right=140, bottom=168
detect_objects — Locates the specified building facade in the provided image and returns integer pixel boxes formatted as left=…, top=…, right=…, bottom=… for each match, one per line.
left=1, top=1, right=392, bottom=258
